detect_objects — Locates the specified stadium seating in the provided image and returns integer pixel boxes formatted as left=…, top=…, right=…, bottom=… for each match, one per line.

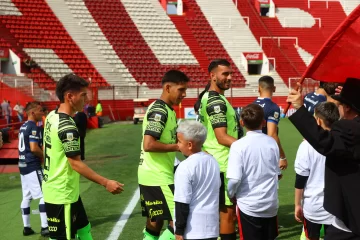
left=0, top=0, right=108, bottom=88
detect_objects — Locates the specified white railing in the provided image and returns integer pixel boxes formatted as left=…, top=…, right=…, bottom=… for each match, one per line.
left=308, top=0, right=342, bottom=9
left=260, top=37, right=299, bottom=48
left=210, top=16, right=250, bottom=28
left=283, top=17, right=322, bottom=28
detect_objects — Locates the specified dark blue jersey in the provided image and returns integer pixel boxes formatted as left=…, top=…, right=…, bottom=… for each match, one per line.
left=18, top=121, right=42, bottom=175
left=303, top=92, right=327, bottom=115
left=253, top=98, right=280, bottom=134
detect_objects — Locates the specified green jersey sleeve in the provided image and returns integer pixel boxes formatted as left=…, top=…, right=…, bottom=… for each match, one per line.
left=144, top=103, right=168, bottom=140
left=206, top=93, right=228, bottom=129
left=58, top=119, right=81, bottom=158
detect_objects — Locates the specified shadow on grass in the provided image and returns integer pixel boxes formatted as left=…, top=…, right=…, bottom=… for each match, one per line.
left=277, top=204, right=303, bottom=239
left=90, top=210, right=143, bottom=228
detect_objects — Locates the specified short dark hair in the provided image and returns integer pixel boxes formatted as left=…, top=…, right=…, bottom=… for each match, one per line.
left=56, top=74, right=89, bottom=103
left=24, top=101, right=41, bottom=114
left=240, top=104, right=264, bottom=130
left=161, top=70, right=190, bottom=86
left=320, top=82, right=341, bottom=96
left=208, top=59, right=231, bottom=73
left=259, top=76, right=275, bottom=90
left=314, top=102, right=339, bottom=128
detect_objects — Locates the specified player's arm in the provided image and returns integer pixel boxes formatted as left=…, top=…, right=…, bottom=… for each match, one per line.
left=29, top=142, right=43, bottom=159
left=59, top=123, right=123, bottom=194
left=207, top=100, right=237, bottom=147
left=29, top=127, right=43, bottom=159
left=143, top=108, right=178, bottom=152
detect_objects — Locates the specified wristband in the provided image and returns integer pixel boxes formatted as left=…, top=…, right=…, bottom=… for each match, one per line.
left=280, top=157, right=287, bottom=161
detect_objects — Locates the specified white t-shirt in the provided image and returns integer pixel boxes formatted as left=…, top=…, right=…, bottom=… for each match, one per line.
left=295, top=140, right=333, bottom=225
left=174, top=152, right=220, bottom=239
left=227, top=130, right=280, bottom=218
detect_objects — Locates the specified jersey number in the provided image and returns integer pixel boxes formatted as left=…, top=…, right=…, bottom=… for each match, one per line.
left=18, top=132, right=25, bottom=152
left=44, top=143, right=52, bottom=171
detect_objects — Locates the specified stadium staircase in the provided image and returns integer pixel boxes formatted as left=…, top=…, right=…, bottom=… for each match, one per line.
left=194, top=0, right=288, bottom=94
left=47, top=0, right=135, bottom=86
left=341, top=0, right=360, bottom=15
left=0, top=0, right=107, bottom=88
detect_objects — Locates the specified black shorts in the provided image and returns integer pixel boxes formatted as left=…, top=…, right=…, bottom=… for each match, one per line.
left=304, top=217, right=329, bottom=239
left=45, top=197, right=89, bottom=240
left=139, top=184, right=174, bottom=221
left=237, top=209, right=278, bottom=240
left=325, top=225, right=360, bottom=240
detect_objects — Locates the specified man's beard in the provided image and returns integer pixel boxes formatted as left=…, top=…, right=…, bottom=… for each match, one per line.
left=216, top=80, right=230, bottom=90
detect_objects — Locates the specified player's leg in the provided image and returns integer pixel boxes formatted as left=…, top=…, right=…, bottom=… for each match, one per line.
left=44, top=202, right=68, bottom=240
left=158, top=184, right=175, bottom=240
left=303, top=217, right=322, bottom=240
left=74, top=197, right=93, bottom=240
left=264, top=215, right=278, bottom=240
left=20, top=173, right=34, bottom=236
left=219, top=174, right=236, bottom=240
left=29, top=169, right=49, bottom=236
left=140, top=185, right=165, bottom=240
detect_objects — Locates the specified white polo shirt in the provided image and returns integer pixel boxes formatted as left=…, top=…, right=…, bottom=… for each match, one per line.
left=295, top=140, right=334, bottom=225
left=174, top=152, right=220, bottom=239
left=227, top=130, right=280, bottom=218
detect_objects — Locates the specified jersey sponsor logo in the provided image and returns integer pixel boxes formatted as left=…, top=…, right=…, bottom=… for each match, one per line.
left=63, top=141, right=80, bottom=152
left=214, top=105, right=221, bottom=113
left=18, top=161, right=27, bottom=167
left=154, top=114, right=162, bottom=122
left=66, top=132, right=74, bottom=141
left=32, top=130, right=37, bottom=136
left=19, top=155, right=25, bottom=160
left=48, top=226, right=58, bottom=232
left=274, top=112, right=279, bottom=119
left=47, top=217, right=60, bottom=223
left=146, top=121, right=163, bottom=134
left=145, top=200, right=163, bottom=206
left=148, top=209, right=163, bottom=219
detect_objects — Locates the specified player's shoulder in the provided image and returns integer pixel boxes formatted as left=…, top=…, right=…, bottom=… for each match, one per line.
left=58, top=113, right=77, bottom=130
left=208, top=91, right=226, bottom=104
left=148, top=100, right=169, bottom=114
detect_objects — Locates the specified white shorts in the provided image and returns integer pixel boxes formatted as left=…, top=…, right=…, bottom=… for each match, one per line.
left=20, top=169, right=44, bottom=200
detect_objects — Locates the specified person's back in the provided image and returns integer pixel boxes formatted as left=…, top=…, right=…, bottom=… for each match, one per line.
left=175, top=152, right=220, bottom=239
left=253, top=97, right=280, bottom=134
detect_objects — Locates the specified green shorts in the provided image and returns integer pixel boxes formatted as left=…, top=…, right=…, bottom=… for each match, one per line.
left=139, top=184, right=175, bottom=221
left=220, top=172, right=233, bottom=206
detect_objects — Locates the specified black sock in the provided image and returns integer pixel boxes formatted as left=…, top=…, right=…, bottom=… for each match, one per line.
left=145, top=227, right=160, bottom=237
left=220, top=232, right=237, bottom=240
left=167, top=225, right=174, bottom=234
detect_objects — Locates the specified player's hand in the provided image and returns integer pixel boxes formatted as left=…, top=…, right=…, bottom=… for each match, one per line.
left=295, top=205, right=304, bottom=222
left=175, top=234, right=184, bottom=240
left=335, top=86, right=343, bottom=95
left=287, top=82, right=303, bottom=110
left=105, top=180, right=124, bottom=194
left=279, top=158, right=288, bottom=170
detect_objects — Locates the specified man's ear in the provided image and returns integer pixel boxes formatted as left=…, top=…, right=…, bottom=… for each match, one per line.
left=240, top=119, right=245, bottom=127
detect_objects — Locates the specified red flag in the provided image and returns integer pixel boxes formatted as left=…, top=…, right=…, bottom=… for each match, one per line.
left=285, top=5, right=360, bottom=113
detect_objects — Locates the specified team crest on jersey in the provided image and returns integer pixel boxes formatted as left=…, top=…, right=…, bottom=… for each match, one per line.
left=32, top=130, right=37, bottom=136
left=274, top=112, right=279, bottom=119
left=154, top=114, right=161, bottom=122
left=67, top=133, right=74, bottom=141
left=214, top=105, right=221, bottom=113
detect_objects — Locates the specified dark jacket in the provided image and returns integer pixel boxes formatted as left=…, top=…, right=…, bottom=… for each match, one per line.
left=73, top=112, right=87, bottom=160
left=290, top=106, right=360, bottom=235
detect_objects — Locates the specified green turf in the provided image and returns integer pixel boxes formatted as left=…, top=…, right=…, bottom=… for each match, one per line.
left=0, top=119, right=305, bottom=240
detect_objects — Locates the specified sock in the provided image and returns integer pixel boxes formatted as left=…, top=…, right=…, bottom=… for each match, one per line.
left=159, top=228, right=175, bottom=240
left=21, top=199, right=31, bottom=227
left=220, top=232, right=237, bottom=240
left=39, top=198, right=48, bottom=228
left=143, top=227, right=160, bottom=240
left=76, top=223, right=93, bottom=240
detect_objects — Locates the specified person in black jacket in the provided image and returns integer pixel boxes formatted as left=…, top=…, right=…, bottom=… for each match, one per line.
left=287, top=78, right=360, bottom=240
left=73, top=111, right=87, bottom=160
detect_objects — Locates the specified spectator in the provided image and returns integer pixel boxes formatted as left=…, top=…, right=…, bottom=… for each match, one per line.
left=96, top=101, right=102, bottom=116
left=14, top=102, right=25, bottom=122
left=1, top=99, right=10, bottom=125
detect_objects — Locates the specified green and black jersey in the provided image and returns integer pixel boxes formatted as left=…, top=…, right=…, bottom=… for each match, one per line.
left=42, top=110, right=81, bottom=204
left=199, top=91, right=240, bottom=172
left=138, top=100, right=177, bottom=186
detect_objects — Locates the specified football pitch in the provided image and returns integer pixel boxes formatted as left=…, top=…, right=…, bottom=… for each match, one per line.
left=0, top=119, right=304, bottom=240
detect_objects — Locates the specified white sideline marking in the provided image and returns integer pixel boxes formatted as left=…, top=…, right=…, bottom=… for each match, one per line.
left=106, top=187, right=140, bottom=240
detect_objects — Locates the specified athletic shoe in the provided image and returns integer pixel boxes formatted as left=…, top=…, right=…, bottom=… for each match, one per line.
left=23, top=227, right=35, bottom=236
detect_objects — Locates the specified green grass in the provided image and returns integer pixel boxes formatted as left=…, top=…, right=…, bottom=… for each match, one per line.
left=0, top=119, right=305, bottom=240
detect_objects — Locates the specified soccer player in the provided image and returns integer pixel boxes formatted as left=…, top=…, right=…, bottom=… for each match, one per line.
left=294, top=102, right=339, bottom=240
left=227, top=104, right=280, bottom=240
left=253, top=76, right=287, bottom=170
left=18, top=101, right=49, bottom=237
left=303, top=82, right=340, bottom=114
left=174, top=120, right=220, bottom=240
left=139, top=70, right=189, bottom=240
left=198, top=59, right=240, bottom=240
left=42, top=74, right=124, bottom=240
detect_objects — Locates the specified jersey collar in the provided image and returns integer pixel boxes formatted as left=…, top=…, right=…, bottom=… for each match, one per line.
left=158, top=99, right=174, bottom=110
